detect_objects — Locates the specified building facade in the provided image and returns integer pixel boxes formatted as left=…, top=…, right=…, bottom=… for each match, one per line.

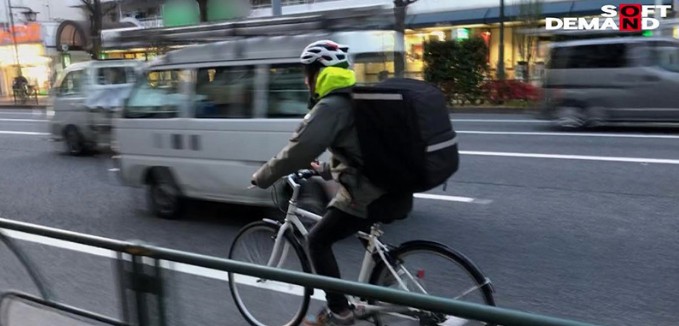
left=0, top=0, right=86, bottom=96
left=95, top=0, right=678, bottom=84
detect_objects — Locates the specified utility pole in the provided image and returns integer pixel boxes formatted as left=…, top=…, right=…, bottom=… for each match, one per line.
left=81, top=0, right=103, bottom=60
left=91, top=0, right=102, bottom=60
left=272, top=0, right=282, bottom=16
left=6, top=0, right=21, bottom=76
left=497, top=0, right=506, bottom=80
left=394, top=0, right=417, bottom=78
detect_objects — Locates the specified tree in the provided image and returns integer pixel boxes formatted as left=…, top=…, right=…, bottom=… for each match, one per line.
left=80, top=0, right=117, bottom=60
left=513, top=0, right=542, bottom=82
left=423, top=37, right=489, bottom=105
left=393, top=0, right=417, bottom=78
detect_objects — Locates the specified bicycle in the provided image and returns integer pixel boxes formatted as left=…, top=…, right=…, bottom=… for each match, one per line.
left=228, top=169, right=496, bottom=326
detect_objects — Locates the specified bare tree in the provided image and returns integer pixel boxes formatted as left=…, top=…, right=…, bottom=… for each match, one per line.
left=513, top=0, right=542, bottom=82
left=393, top=0, right=417, bottom=78
left=80, top=0, right=118, bottom=60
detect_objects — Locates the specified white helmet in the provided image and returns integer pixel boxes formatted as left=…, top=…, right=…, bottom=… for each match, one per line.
left=300, top=40, right=350, bottom=68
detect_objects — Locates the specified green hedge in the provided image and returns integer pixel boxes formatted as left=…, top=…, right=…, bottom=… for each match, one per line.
left=423, top=37, right=490, bottom=105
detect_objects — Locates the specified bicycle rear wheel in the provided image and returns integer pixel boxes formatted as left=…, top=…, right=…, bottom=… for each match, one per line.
left=368, top=241, right=496, bottom=326
left=228, top=221, right=312, bottom=326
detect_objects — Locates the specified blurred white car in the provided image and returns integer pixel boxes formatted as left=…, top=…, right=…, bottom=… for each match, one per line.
left=47, top=60, right=143, bottom=155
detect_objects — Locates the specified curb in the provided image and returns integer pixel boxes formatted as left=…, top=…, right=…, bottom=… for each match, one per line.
left=449, top=107, right=540, bottom=114
left=0, top=105, right=542, bottom=114
left=0, top=104, right=47, bottom=109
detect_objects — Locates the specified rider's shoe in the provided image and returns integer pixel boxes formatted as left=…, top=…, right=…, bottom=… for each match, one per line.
left=302, top=306, right=356, bottom=326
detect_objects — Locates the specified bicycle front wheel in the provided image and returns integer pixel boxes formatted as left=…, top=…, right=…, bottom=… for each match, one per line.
left=368, top=241, right=496, bottom=326
left=228, top=221, right=312, bottom=326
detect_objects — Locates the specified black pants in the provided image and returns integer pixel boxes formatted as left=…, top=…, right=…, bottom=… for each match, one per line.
left=306, top=207, right=375, bottom=313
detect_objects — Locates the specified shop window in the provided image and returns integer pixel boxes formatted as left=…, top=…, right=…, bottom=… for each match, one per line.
left=57, top=70, right=86, bottom=96
left=193, top=66, right=255, bottom=119
left=124, top=69, right=190, bottom=119
left=266, top=65, right=308, bottom=118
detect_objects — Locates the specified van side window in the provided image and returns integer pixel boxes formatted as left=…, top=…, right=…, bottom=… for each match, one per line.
left=546, top=47, right=569, bottom=69
left=267, top=65, right=308, bottom=118
left=58, top=70, right=85, bottom=96
left=96, top=66, right=136, bottom=85
left=549, top=44, right=627, bottom=69
left=567, top=44, right=628, bottom=69
left=193, top=66, right=255, bottom=119
left=651, top=43, right=679, bottom=73
left=124, top=69, right=189, bottom=119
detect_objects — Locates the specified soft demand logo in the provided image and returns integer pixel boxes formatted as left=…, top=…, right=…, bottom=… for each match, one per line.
left=545, top=4, right=672, bottom=31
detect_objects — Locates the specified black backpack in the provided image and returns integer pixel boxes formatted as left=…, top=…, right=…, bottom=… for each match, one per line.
left=340, top=78, right=460, bottom=193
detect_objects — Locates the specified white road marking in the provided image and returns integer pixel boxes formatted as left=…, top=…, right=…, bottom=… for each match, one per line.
left=457, top=130, right=679, bottom=139
left=461, top=151, right=679, bottom=165
left=414, top=194, right=492, bottom=204
left=452, top=119, right=547, bottom=123
left=0, top=131, right=48, bottom=136
left=0, top=118, right=46, bottom=122
left=1, top=228, right=324, bottom=298
left=0, top=227, right=472, bottom=325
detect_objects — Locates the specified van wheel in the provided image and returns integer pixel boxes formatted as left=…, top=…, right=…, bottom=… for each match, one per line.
left=555, top=106, right=587, bottom=130
left=64, top=126, right=86, bottom=156
left=147, top=169, right=185, bottom=220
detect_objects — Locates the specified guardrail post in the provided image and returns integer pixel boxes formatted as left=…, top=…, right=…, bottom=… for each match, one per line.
left=118, top=242, right=167, bottom=326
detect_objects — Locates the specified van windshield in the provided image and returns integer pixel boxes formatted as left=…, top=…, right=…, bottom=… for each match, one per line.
left=124, top=69, right=189, bottom=118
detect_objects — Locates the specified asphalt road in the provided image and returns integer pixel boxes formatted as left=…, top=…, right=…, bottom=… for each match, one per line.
left=0, top=109, right=678, bottom=326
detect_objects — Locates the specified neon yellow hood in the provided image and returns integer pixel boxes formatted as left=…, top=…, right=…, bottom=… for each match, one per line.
left=315, top=67, right=356, bottom=98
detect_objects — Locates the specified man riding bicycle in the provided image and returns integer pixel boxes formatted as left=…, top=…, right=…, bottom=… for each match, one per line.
left=251, top=40, right=414, bottom=325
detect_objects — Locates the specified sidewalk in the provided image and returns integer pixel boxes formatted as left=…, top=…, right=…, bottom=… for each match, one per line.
left=0, top=96, right=49, bottom=108
left=450, top=105, right=540, bottom=114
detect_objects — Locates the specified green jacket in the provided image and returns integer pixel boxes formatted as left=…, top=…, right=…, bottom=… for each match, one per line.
left=252, top=66, right=386, bottom=218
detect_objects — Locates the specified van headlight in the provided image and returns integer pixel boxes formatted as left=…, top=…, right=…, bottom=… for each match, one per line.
left=46, top=106, right=54, bottom=118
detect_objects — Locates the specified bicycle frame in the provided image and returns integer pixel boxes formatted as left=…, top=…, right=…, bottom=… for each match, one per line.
left=262, top=172, right=429, bottom=316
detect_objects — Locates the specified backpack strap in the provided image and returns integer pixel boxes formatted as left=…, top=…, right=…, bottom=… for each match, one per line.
left=323, top=87, right=367, bottom=189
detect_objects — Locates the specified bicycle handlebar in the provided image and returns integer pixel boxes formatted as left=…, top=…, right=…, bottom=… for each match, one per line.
left=286, top=169, right=318, bottom=187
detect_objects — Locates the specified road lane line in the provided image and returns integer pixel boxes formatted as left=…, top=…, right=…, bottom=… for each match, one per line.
left=414, top=193, right=493, bottom=204
left=0, top=118, right=46, bottom=122
left=457, top=130, right=679, bottom=139
left=0, top=130, right=48, bottom=136
left=1, top=219, right=479, bottom=326
left=452, top=119, right=547, bottom=123
left=0, top=227, right=472, bottom=324
left=461, top=151, right=679, bottom=165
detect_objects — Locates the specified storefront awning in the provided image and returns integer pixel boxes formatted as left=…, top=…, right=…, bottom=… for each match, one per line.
left=55, top=20, right=90, bottom=52
left=407, top=0, right=675, bottom=28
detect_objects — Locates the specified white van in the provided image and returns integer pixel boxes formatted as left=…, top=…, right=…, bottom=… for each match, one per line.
left=47, top=60, right=143, bottom=155
left=112, top=31, right=404, bottom=219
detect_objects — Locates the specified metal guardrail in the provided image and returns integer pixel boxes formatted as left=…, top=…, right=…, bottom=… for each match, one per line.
left=0, top=217, right=604, bottom=326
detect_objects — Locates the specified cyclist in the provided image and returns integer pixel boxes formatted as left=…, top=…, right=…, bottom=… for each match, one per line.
left=251, top=40, right=413, bottom=325
left=12, top=75, right=29, bottom=98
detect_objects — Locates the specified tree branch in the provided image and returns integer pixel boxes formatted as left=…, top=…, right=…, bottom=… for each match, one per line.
left=102, top=4, right=117, bottom=17
left=80, top=0, right=94, bottom=14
